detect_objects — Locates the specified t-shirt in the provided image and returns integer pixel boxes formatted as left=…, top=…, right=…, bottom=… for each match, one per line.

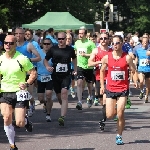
left=135, top=47, right=150, bottom=72
left=45, top=45, right=76, bottom=76
left=0, top=51, right=33, bottom=92
left=37, top=50, right=53, bottom=81
left=74, top=39, right=96, bottom=69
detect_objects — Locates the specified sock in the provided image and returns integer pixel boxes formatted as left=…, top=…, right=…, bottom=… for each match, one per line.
left=78, top=100, right=82, bottom=104
left=117, top=134, right=121, bottom=137
left=4, top=124, right=15, bottom=145
left=101, top=104, right=106, bottom=122
left=141, top=89, right=144, bottom=93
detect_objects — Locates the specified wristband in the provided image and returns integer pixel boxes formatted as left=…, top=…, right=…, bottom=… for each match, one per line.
left=25, top=82, right=30, bottom=87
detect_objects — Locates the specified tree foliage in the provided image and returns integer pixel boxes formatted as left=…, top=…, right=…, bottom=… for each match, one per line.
left=0, top=0, right=150, bottom=33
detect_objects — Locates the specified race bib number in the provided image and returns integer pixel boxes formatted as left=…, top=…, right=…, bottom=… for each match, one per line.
left=16, top=90, right=32, bottom=101
left=77, top=48, right=87, bottom=55
left=111, top=71, right=125, bottom=80
left=56, top=63, right=68, bottom=72
left=139, top=59, right=147, bottom=66
left=41, top=75, right=52, bottom=82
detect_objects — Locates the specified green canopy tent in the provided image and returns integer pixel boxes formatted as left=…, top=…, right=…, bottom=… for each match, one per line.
left=22, top=12, right=94, bottom=30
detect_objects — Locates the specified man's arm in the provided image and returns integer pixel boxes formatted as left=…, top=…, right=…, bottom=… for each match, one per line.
left=88, top=48, right=101, bottom=67
left=100, top=55, right=108, bottom=88
left=26, top=68, right=37, bottom=84
left=27, top=43, right=41, bottom=62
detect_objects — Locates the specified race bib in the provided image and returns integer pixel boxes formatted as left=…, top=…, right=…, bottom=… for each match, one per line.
left=41, top=75, right=52, bottom=82
left=16, top=90, right=32, bottom=101
left=77, top=48, right=87, bottom=55
left=111, top=71, right=125, bottom=80
left=56, top=63, right=68, bottom=72
left=139, top=59, right=147, bottom=66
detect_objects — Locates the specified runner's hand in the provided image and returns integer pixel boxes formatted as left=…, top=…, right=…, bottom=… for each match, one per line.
left=46, top=66, right=54, bottom=72
left=19, top=83, right=27, bottom=90
left=100, top=86, right=105, bottom=95
left=134, top=82, right=139, bottom=89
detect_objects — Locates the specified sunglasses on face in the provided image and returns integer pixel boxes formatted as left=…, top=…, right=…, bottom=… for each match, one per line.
left=100, top=37, right=108, bottom=40
left=112, top=42, right=121, bottom=45
left=58, top=38, right=65, bottom=40
left=43, top=43, right=51, bottom=45
left=4, top=41, right=15, bottom=45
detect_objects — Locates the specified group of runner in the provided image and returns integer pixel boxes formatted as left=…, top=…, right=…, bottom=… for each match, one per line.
left=0, top=27, right=150, bottom=149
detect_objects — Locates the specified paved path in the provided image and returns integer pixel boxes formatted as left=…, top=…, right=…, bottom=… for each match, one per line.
left=0, top=86, right=150, bottom=150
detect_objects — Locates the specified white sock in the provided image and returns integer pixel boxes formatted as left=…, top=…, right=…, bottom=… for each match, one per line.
left=4, top=124, right=15, bottom=145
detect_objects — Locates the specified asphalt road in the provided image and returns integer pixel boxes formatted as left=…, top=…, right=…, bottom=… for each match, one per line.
left=0, top=85, right=150, bottom=150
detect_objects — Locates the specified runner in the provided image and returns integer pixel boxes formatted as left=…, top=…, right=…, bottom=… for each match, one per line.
left=75, top=28, right=96, bottom=110
left=88, top=32, right=112, bottom=129
left=0, top=35, right=37, bottom=150
left=100, top=35, right=138, bottom=145
left=135, top=37, right=150, bottom=103
left=37, top=38, right=53, bottom=122
left=15, top=28, right=41, bottom=117
left=44, top=32, right=77, bottom=126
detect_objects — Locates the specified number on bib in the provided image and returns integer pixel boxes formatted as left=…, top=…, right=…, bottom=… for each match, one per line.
left=56, top=63, right=68, bottom=72
left=139, top=59, right=147, bottom=66
left=41, top=75, right=52, bottom=82
left=16, top=90, right=32, bottom=101
left=77, top=48, right=87, bottom=55
left=111, top=71, right=125, bottom=80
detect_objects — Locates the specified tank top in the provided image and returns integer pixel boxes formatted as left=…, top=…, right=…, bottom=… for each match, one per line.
left=106, top=52, right=129, bottom=92
left=16, top=41, right=32, bottom=59
left=95, top=47, right=112, bottom=81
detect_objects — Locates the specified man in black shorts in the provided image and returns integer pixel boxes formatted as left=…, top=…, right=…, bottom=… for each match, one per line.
left=44, top=32, right=77, bottom=126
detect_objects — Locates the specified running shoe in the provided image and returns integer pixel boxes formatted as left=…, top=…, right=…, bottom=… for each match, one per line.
left=25, top=116, right=33, bottom=132
left=125, top=98, right=131, bottom=109
left=144, top=95, right=148, bottom=103
left=10, top=145, right=18, bottom=150
left=76, top=102, right=82, bottom=110
left=94, top=98, right=99, bottom=106
left=114, top=115, right=118, bottom=121
left=116, top=135, right=124, bottom=145
left=139, top=92, right=144, bottom=99
left=87, top=97, right=93, bottom=108
left=46, top=115, right=51, bottom=122
left=58, top=116, right=64, bottom=126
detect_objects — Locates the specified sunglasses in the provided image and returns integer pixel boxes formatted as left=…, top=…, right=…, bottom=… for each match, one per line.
left=100, top=37, right=108, bottom=40
left=43, top=43, right=51, bottom=45
left=4, top=42, right=15, bottom=45
left=112, top=42, right=121, bottom=45
left=58, top=38, right=65, bottom=40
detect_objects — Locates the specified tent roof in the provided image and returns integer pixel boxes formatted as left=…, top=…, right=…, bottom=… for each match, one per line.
left=22, top=12, right=93, bottom=30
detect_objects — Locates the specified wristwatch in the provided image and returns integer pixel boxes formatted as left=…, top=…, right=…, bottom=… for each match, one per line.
left=25, top=82, right=30, bottom=87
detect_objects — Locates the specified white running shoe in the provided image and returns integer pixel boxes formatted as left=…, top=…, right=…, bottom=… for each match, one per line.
left=46, top=115, right=51, bottom=122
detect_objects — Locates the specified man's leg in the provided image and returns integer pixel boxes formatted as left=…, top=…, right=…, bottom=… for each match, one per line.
left=27, top=84, right=34, bottom=117
left=138, top=72, right=145, bottom=99
left=45, top=80, right=53, bottom=122
left=116, top=96, right=127, bottom=145
left=15, top=101, right=33, bottom=132
left=144, top=75, right=150, bottom=103
left=1, top=103, right=15, bottom=149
